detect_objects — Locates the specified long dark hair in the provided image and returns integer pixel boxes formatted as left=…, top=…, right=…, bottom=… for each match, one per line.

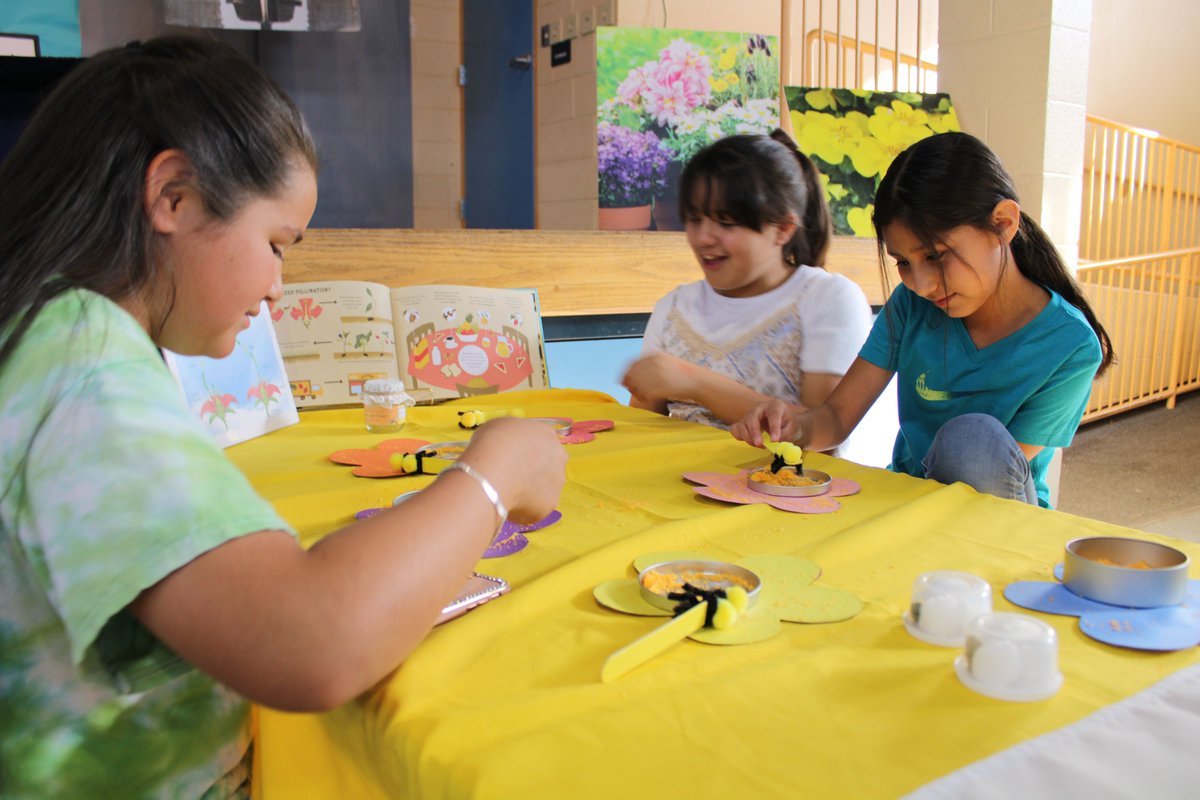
left=0, top=34, right=318, bottom=375
left=678, top=129, right=832, bottom=268
left=873, top=131, right=1113, bottom=374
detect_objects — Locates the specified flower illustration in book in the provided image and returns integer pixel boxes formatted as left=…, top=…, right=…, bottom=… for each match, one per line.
left=784, top=87, right=960, bottom=237
left=201, top=385, right=238, bottom=431
left=166, top=304, right=299, bottom=446
left=248, top=381, right=283, bottom=414
left=287, top=296, right=324, bottom=328
left=598, top=27, right=780, bottom=230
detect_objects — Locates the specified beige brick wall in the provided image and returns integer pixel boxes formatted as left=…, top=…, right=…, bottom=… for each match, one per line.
left=411, top=1, right=464, bottom=229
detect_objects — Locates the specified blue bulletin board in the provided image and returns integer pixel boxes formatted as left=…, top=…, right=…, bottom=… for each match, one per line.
left=0, top=0, right=81, bottom=57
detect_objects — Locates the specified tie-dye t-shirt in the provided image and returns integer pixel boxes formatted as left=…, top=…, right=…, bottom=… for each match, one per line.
left=0, top=289, right=294, bottom=798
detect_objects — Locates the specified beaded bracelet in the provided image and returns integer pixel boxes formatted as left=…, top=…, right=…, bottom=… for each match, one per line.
left=440, top=462, right=508, bottom=533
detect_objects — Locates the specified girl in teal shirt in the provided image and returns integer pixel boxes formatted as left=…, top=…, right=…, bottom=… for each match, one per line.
left=733, top=132, right=1113, bottom=507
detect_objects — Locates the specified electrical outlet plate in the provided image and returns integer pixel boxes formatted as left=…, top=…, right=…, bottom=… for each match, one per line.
left=547, top=18, right=563, bottom=44
left=594, top=0, right=614, bottom=27
left=563, top=12, right=578, bottom=39
left=579, top=9, right=595, bottom=34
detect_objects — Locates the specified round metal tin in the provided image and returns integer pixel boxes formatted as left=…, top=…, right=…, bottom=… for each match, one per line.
left=637, top=559, right=762, bottom=611
left=1063, top=536, right=1189, bottom=608
left=746, top=468, right=832, bottom=497
left=527, top=417, right=573, bottom=434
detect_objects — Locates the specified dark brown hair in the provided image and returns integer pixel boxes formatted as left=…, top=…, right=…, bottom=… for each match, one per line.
left=678, top=129, right=832, bottom=268
left=873, top=131, right=1113, bottom=374
left=0, top=34, right=319, bottom=373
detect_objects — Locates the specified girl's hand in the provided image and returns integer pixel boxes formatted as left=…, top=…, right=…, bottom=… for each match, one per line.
left=621, top=353, right=695, bottom=405
left=459, top=417, right=566, bottom=524
left=731, top=399, right=801, bottom=445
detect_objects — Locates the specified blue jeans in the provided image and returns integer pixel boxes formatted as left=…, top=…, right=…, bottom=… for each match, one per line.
left=922, top=413, right=1038, bottom=505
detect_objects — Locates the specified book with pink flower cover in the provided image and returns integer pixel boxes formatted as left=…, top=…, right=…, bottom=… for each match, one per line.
left=162, top=301, right=300, bottom=448
left=271, top=280, right=547, bottom=408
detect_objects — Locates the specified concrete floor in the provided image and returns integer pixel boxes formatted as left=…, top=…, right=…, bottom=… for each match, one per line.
left=1058, top=391, right=1200, bottom=542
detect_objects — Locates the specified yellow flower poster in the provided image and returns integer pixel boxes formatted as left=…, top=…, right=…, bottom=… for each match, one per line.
left=784, top=87, right=960, bottom=237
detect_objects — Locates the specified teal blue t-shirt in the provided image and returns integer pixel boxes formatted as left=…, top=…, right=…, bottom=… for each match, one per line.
left=0, top=289, right=295, bottom=798
left=859, top=284, right=1102, bottom=507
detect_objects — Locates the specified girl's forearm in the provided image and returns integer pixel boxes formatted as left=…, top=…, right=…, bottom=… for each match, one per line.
left=685, top=364, right=796, bottom=425
left=131, top=473, right=504, bottom=712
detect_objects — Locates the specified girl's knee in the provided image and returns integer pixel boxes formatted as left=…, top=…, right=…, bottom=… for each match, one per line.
left=924, top=414, right=1024, bottom=489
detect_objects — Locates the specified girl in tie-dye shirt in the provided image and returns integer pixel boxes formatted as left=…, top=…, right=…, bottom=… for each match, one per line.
left=0, top=36, right=565, bottom=798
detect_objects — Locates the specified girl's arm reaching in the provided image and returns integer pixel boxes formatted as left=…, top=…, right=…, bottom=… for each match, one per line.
left=622, top=352, right=774, bottom=424
left=622, top=353, right=844, bottom=426
left=128, top=417, right=566, bottom=713
left=731, top=357, right=894, bottom=450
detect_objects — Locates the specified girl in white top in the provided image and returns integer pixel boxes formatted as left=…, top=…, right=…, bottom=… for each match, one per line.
left=623, top=131, right=872, bottom=429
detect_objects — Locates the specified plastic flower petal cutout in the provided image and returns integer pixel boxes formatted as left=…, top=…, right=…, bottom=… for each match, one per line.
left=594, top=550, right=863, bottom=650
left=329, top=438, right=432, bottom=478
left=683, top=469, right=860, bottom=513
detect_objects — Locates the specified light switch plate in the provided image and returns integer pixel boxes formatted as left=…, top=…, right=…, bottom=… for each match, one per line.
left=563, top=12, right=578, bottom=39
left=579, top=8, right=595, bottom=34
left=547, top=18, right=563, bottom=44
left=594, top=0, right=614, bottom=26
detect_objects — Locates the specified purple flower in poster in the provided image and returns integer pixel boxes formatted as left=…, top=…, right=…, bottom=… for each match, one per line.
left=597, top=122, right=671, bottom=208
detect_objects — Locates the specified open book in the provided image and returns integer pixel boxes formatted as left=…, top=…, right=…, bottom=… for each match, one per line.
left=163, top=301, right=300, bottom=447
left=272, top=281, right=548, bottom=407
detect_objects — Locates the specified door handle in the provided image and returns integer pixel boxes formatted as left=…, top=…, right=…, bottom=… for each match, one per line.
left=508, top=53, right=533, bottom=69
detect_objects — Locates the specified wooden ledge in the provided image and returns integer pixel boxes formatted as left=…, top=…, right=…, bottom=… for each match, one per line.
left=283, top=229, right=893, bottom=316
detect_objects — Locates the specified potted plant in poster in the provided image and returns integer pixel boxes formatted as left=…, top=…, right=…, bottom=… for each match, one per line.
left=598, top=32, right=780, bottom=230
left=597, top=121, right=671, bottom=230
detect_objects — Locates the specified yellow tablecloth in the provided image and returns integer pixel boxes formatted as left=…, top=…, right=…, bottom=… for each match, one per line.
left=231, top=389, right=1200, bottom=799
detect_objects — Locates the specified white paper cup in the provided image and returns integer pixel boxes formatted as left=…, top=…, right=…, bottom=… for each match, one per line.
left=955, top=612, right=1063, bottom=702
left=903, top=570, right=993, bottom=647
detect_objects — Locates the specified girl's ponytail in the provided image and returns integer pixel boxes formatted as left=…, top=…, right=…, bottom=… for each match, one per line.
left=1013, top=212, right=1114, bottom=374
left=770, top=129, right=832, bottom=267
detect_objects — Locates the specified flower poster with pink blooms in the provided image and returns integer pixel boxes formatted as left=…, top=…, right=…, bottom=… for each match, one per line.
left=163, top=301, right=300, bottom=448
left=597, top=27, right=780, bottom=231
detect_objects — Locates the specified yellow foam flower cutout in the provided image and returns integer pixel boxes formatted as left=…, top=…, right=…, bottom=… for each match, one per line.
left=718, top=46, right=738, bottom=70
left=723, top=72, right=739, bottom=87
left=710, top=76, right=729, bottom=93
left=847, top=205, right=875, bottom=238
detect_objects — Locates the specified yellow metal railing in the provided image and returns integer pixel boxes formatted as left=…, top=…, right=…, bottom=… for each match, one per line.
left=787, top=0, right=937, bottom=92
left=1078, top=247, right=1200, bottom=421
left=1081, top=116, right=1200, bottom=262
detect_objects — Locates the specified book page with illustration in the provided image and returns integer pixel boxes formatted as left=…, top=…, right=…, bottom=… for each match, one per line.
left=272, top=281, right=547, bottom=407
left=392, top=284, right=546, bottom=402
left=164, top=301, right=300, bottom=447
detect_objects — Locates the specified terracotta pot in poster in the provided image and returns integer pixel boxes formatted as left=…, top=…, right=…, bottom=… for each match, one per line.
left=651, top=161, right=685, bottom=231
left=598, top=204, right=652, bottom=231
